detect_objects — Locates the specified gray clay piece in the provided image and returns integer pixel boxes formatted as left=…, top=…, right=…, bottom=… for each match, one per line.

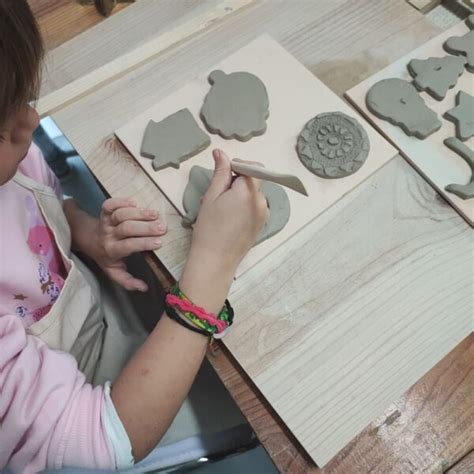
left=444, top=91, right=474, bottom=141
left=444, top=137, right=474, bottom=200
left=200, top=70, right=269, bottom=142
left=182, top=166, right=290, bottom=244
left=444, top=30, right=474, bottom=73
left=467, top=14, right=474, bottom=30
left=407, top=56, right=466, bottom=100
left=141, top=108, right=210, bottom=171
left=296, top=112, right=370, bottom=179
left=366, top=78, right=442, bottom=139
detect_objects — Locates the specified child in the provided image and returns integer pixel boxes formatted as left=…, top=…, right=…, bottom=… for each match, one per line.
left=0, top=1, right=268, bottom=472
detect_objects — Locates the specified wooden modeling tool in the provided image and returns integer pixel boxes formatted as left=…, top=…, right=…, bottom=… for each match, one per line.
left=231, top=160, right=308, bottom=196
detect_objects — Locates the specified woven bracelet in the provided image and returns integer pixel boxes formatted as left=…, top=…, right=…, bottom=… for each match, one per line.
left=166, top=284, right=234, bottom=337
left=164, top=306, right=209, bottom=337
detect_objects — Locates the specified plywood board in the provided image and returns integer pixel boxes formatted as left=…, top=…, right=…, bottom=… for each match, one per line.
left=346, top=21, right=474, bottom=226
left=116, top=34, right=397, bottom=277
left=224, top=156, right=473, bottom=467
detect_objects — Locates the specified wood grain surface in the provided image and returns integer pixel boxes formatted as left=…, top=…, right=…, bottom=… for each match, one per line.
left=211, top=332, right=474, bottom=473
left=29, top=0, right=128, bottom=50
left=224, top=155, right=472, bottom=465
left=33, top=0, right=474, bottom=471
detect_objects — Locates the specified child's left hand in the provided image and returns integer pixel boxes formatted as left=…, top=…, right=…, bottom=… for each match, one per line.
left=92, top=198, right=166, bottom=292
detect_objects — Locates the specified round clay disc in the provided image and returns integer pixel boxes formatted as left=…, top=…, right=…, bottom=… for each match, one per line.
left=296, top=112, right=370, bottom=179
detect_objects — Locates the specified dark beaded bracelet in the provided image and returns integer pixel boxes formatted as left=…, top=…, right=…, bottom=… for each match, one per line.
left=165, top=305, right=210, bottom=337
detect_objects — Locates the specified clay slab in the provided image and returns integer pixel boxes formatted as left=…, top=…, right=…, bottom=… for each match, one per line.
left=366, top=78, right=442, bottom=138
left=182, top=166, right=291, bottom=244
left=444, top=30, right=474, bottom=72
left=115, top=35, right=397, bottom=278
left=444, top=91, right=474, bottom=141
left=201, top=70, right=269, bottom=141
left=407, top=56, right=466, bottom=100
left=346, top=21, right=474, bottom=226
left=141, top=108, right=210, bottom=170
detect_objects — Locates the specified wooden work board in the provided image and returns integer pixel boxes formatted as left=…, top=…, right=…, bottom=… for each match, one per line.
left=115, top=34, right=397, bottom=278
left=346, top=21, right=474, bottom=226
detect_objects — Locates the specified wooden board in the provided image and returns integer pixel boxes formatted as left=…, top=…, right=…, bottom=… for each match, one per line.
left=115, top=35, right=397, bottom=277
left=223, top=156, right=473, bottom=466
left=346, top=21, right=474, bottom=226
left=210, top=332, right=474, bottom=473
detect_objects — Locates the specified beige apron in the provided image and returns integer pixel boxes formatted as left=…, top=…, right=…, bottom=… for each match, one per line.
left=13, top=171, right=105, bottom=381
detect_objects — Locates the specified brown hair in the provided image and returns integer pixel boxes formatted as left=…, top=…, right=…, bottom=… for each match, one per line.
left=0, top=0, right=44, bottom=127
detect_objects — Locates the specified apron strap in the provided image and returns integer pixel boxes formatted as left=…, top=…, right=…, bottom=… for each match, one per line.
left=13, top=170, right=57, bottom=196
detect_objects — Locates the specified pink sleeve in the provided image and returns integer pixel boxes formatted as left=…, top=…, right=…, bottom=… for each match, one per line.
left=0, top=315, right=114, bottom=473
left=18, top=143, right=63, bottom=201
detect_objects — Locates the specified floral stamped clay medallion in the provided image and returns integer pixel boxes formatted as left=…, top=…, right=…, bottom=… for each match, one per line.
left=297, top=112, right=370, bottom=179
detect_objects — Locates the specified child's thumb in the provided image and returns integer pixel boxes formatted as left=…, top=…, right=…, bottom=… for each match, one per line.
left=203, top=149, right=232, bottom=202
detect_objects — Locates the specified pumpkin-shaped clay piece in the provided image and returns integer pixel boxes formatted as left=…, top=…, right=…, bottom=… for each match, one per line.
left=200, top=70, right=270, bottom=142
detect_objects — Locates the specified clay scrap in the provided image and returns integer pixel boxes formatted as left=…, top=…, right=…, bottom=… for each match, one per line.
left=141, top=109, right=210, bottom=171
left=444, top=137, right=474, bottom=200
left=296, top=112, right=369, bottom=179
left=444, top=91, right=474, bottom=141
left=407, top=56, right=466, bottom=100
left=366, top=78, right=442, bottom=139
left=201, top=70, right=269, bottom=141
left=182, top=166, right=290, bottom=244
left=444, top=29, right=474, bottom=73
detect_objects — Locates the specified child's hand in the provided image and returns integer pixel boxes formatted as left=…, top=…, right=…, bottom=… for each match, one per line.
left=94, top=199, right=167, bottom=292
left=180, top=149, right=268, bottom=313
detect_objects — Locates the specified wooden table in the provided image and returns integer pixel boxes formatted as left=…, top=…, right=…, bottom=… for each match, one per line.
left=31, top=1, right=473, bottom=472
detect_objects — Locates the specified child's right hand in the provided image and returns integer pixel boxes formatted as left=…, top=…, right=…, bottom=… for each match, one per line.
left=179, top=149, right=268, bottom=313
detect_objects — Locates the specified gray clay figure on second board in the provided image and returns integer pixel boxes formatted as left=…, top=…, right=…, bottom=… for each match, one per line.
left=366, top=78, right=442, bottom=139
left=407, top=56, right=466, bottom=100
left=296, top=112, right=370, bottom=179
left=443, top=137, right=474, bottom=200
left=182, top=166, right=290, bottom=245
left=444, top=91, right=474, bottom=141
left=444, top=29, right=474, bottom=73
left=201, top=70, right=270, bottom=142
left=141, top=108, right=210, bottom=171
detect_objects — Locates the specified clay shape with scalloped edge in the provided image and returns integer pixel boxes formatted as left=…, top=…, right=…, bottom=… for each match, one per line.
left=200, top=70, right=269, bottom=141
left=182, top=166, right=290, bottom=244
left=444, top=30, right=474, bottom=73
left=296, top=112, right=370, bottom=179
left=366, top=78, right=442, bottom=139
left=444, top=137, right=474, bottom=200
left=444, top=91, right=474, bottom=141
left=407, top=56, right=466, bottom=100
left=141, top=109, right=210, bottom=171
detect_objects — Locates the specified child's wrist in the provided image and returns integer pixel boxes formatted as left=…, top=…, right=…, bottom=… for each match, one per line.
left=180, top=251, right=235, bottom=314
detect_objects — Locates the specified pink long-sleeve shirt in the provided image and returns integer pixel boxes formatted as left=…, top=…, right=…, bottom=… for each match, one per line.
left=0, top=145, right=117, bottom=473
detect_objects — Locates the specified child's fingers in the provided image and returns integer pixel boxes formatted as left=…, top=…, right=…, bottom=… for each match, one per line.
left=107, top=236, right=162, bottom=260
left=110, top=207, right=159, bottom=226
left=202, top=149, right=232, bottom=204
left=114, top=220, right=167, bottom=239
left=106, top=266, right=148, bottom=292
left=101, top=197, right=137, bottom=216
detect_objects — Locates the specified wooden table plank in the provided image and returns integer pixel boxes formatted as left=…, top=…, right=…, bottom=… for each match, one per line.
left=33, top=0, right=474, bottom=471
left=29, top=0, right=128, bottom=50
